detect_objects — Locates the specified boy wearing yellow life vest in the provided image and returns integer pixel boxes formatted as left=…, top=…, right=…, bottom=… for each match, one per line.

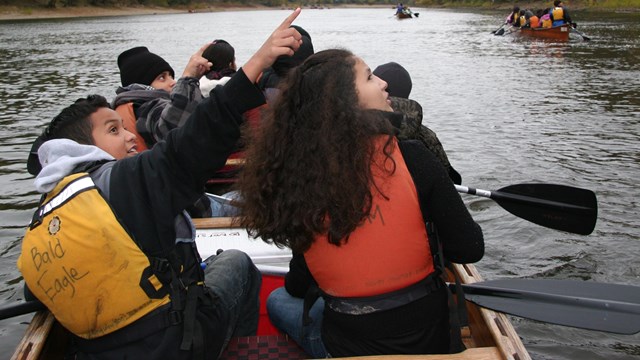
left=18, top=9, right=304, bottom=360
left=550, top=0, right=572, bottom=27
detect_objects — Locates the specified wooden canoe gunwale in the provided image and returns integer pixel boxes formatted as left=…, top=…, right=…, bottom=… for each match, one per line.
left=12, top=217, right=530, bottom=360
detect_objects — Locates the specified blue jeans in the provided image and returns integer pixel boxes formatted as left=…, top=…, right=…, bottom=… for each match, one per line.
left=203, top=249, right=261, bottom=350
left=267, top=287, right=329, bottom=358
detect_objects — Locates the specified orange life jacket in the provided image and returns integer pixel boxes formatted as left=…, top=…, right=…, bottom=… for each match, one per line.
left=529, top=15, right=540, bottom=28
left=305, top=137, right=434, bottom=297
left=115, top=102, right=148, bottom=152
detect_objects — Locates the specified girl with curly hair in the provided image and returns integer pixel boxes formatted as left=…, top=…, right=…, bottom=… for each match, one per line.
left=237, top=48, right=484, bottom=357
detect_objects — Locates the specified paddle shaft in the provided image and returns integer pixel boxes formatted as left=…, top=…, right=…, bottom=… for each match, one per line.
left=3, top=280, right=636, bottom=334
left=571, top=27, right=591, bottom=41
left=0, top=300, right=45, bottom=320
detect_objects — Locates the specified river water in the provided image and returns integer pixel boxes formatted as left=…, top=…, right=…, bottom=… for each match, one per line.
left=0, top=7, right=638, bottom=360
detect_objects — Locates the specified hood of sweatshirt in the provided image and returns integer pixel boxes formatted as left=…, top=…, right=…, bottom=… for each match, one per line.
left=34, top=139, right=114, bottom=193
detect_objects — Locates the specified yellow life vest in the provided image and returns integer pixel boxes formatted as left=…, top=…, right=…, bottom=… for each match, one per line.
left=552, top=7, right=564, bottom=22
left=17, top=173, right=170, bottom=339
left=541, top=17, right=553, bottom=28
left=518, top=15, right=527, bottom=27
left=305, top=137, right=434, bottom=297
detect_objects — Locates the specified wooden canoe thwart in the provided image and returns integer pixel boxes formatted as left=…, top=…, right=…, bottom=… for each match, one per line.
left=12, top=217, right=530, bottom=360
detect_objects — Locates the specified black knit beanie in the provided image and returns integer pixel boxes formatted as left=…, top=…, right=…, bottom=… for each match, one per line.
left=373, top=62, right=413, bottom=99
left=117, top=46, right=175, bottom=87
left=272, top=29, right=314, bottom=78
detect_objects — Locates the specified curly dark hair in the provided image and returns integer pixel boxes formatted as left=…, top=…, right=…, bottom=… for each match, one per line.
left=237, top=49, right=395, bottom=253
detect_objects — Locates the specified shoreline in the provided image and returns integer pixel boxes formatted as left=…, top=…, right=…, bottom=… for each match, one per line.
left=1, top=2, right=638, bottom=22
left=0, top=4, right=274, bottom=22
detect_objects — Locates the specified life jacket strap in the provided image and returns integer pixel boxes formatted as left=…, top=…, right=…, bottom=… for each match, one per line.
left=72, top=304, right=181, bottom=353
left=322, top=273, right=441, bottom=315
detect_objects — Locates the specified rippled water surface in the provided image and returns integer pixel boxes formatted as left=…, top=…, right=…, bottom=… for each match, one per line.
left=0, top=8, right=639, bottom=359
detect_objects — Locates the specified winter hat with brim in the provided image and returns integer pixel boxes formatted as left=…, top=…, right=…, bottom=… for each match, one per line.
left=373, top=62, right=413, bottom=99
left=118, top=46, right=174, bottom=87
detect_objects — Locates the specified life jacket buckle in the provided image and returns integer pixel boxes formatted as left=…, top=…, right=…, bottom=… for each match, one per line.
left=151, top=257, right=170, bottom=273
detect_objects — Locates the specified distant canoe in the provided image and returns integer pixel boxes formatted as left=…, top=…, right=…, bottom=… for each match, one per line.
left=396, top=12, right=412, bottom=19
left=517, top=24, right=571, bottom=41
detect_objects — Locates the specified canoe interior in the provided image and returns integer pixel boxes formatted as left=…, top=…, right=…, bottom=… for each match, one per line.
left=12, top=217, right=530, bottom=360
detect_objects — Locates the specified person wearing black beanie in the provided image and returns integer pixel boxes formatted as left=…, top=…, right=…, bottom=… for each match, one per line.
left=373, top=62, right=412, bottom=99
left=117, top=46, right=175, bottom=88
left=112, top=44, right=213, bottom=216
left=373, top=61, right=462, bottom=185
left=258, top=24, right=314, bottom=103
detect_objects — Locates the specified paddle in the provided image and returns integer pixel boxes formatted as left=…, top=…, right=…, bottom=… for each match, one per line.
left=0, top=299, right=45, bottom=320
left=453, top=278, right=640, bottom=335
left=491, top=24, right=506, bottom=35
left=570, top=23, right=591, bottom=41
left=4, top=279, right=638, bottom=335
left=455, top=183, right=597, bottom=235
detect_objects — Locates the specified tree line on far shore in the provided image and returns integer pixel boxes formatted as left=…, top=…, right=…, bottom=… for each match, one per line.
left=2, top=0, right=639, bottom=11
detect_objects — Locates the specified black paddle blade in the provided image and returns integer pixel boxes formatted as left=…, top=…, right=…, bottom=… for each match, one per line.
left=492, top=183, right=597, bottom=235
left=459, top=279, right=640, bottom=335
left=494, top=28, right=505, bottom=36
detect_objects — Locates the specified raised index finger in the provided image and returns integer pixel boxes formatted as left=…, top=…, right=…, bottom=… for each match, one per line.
left=276, top=7, right=301, bottom=31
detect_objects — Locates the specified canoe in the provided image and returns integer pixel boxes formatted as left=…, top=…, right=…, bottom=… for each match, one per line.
left=516, top=24, right=571, bottom=41
left=396, top=12, right=412, bottom=19
left=12, top=217, right=531, bottom=360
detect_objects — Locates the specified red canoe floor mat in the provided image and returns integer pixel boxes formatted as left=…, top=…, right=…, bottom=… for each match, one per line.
left=219, top=335, right=310, bottom=360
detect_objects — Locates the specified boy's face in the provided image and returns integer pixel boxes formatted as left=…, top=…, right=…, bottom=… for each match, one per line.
left=90, top=107, right=139, bottom=160
left=151, top=70, right=176, bottom=93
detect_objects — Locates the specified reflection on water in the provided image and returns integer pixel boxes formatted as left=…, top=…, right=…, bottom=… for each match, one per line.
left=0, top=8, right=639, bottom=360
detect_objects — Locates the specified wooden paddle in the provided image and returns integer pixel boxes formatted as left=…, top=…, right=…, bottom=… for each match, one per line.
left=456, top=183, right=597, bottom=235
left=4, top=279, right=638, bottom=335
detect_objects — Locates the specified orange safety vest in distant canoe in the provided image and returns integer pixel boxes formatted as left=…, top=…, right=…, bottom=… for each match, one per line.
left=305, top=137, right=434, bottom=297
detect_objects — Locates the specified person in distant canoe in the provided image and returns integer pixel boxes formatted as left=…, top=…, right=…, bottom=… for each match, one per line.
left=505, top=5, right=520, bottom=25
left=18, top=10, right=303, bottom=359
left=372, top=61, right=461, bottom=185
left=237, top=48, right=484, bottom=358
left=523, top=10, right=540, bottom=28
left=550, top=0, right=572, bottom=27
left=395, top=3, right=404, bottom=15
left=539, top=8, right=553, bottom=28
